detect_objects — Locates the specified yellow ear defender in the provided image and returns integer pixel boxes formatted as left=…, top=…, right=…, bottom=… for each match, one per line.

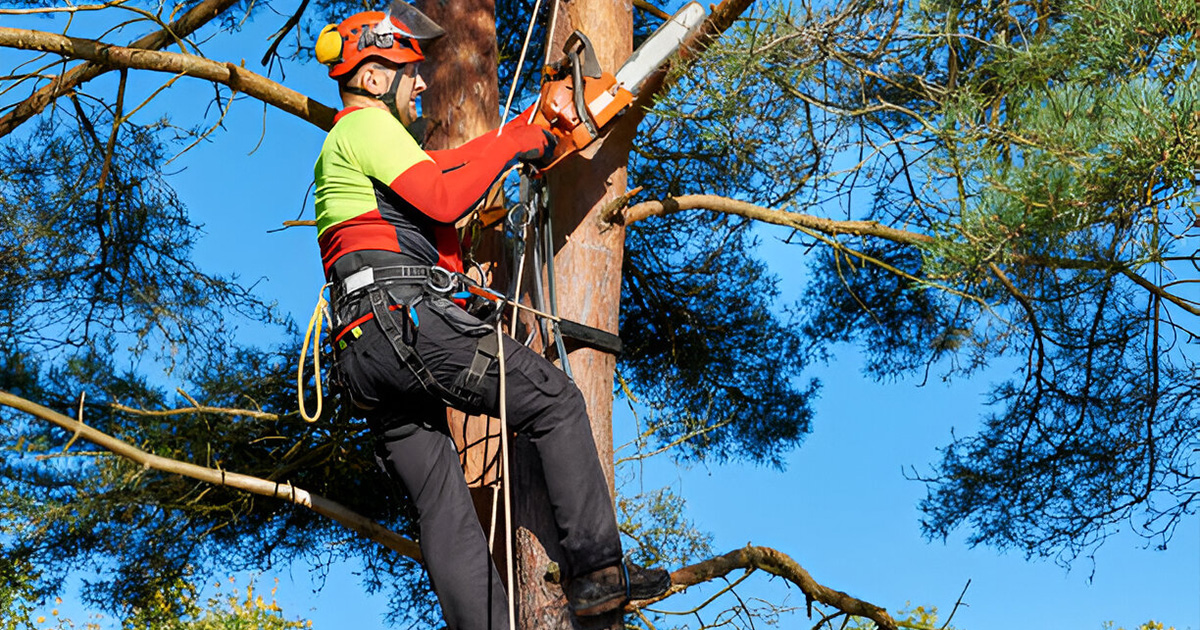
left=315, top=24, right=344, bottom=66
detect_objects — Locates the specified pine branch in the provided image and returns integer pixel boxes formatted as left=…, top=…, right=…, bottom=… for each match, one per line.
left=0, top=0, right=242, bottom=138
left=630, top=544, right=899, bottom=630
left=0, top=389, right=422, bottom=562
left=616, top=194, right=934, bottom=246
left=0, top=26, right=336, bottom=131
left=619, top=194, right=1200, bottom=319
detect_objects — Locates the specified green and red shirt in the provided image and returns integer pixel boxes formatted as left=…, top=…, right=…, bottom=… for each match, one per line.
left=313, top=106, right=527, bottom=276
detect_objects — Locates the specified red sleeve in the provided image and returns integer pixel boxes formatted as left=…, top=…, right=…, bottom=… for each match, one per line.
left=389, top=113, right=548, bottom=225
left=388, top=134, right=518, bottom=224
left=426, top=132, right=497, bottom=170
left=426, top=106, right=539, bottom=171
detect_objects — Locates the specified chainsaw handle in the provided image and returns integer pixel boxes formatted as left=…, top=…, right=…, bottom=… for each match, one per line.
left=561, top=31, right=602, bottom=79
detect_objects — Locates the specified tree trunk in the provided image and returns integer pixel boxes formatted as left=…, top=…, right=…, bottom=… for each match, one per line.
left=544, top=0, right=634, bottom=497
left=420, top=1, right=632, bottom=628
left=417, top=0, right=509, bottom=577
left=516, top=2, right=634, bottom=629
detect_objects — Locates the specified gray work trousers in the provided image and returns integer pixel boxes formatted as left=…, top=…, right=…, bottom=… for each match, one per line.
left=334, top=291, right=623, bottom=630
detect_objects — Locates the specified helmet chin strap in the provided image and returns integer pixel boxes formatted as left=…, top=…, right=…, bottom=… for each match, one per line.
left=346, top=65, right=427, bottom=144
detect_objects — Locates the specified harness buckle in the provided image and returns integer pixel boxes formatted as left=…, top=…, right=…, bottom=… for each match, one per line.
left=426, top=265, right=457, bottom=295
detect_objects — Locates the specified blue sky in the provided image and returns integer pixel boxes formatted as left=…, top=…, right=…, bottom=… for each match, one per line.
left=5, top=3, right=1198, bottom=629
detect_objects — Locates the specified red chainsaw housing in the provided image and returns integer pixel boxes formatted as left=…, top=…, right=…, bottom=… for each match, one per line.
left=530, top=70, right=634, bottom=170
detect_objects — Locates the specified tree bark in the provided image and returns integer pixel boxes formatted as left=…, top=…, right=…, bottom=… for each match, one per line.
left=416, top=0, right=512, bottom=584
left=506, top=2, right=635, bottom=630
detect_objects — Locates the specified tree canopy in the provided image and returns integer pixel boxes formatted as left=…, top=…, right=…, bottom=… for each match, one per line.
left=0, top=0, right=1195, bottom=627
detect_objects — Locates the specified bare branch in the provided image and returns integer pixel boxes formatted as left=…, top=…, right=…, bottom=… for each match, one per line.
left=0, top=1, right=131, bottom=16
left=110, top=400, right=283, bottom=421
left=616, top=194, right=934, bottom=246
left=631, top=544, right=898, bottom=630
left=0, top=0, right=239, bottom=138
left=0, top=26, right=336, bottom=130
left=0, top=389, right=421, bottom=562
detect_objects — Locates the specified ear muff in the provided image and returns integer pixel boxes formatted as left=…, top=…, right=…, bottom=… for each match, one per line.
left=315, top=24, right=344, bottom=66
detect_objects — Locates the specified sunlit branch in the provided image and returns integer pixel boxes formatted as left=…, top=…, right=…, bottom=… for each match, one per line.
left=0, top=1, right=130, bottom=15
left=0, top=389, right=422, bottom=562
left=630, top=544, right=899, bottom=630
left=0, top=0, right=242, bottom=138
left=0, top=26, right=336, bottom=130
left=616, top=194, right=934, bottom=246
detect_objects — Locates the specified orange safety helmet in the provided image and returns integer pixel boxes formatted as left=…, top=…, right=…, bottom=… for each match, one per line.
left=315, top=1, right=445, bottom=79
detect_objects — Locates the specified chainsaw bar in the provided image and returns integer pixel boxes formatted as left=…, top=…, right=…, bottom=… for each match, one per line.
left=615, top=2, right=707, bottom=96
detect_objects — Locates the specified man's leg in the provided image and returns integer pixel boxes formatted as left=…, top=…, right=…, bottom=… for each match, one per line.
left=411, top=298, right=623, bottom=577
left=375, top=424, right=509, bottom=630
left=488, top=336, right=624, bottom=578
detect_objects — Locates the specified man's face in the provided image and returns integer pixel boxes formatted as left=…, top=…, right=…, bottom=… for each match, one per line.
left=392, top=63, right=426, bottom=126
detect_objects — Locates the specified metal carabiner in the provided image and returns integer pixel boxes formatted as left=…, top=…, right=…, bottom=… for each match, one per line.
left=426, top=265, right=457, bottom=295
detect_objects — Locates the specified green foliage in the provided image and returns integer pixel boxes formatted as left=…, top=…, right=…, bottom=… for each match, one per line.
left=1106, top=621, right=1178, bottom=630
left=845, top=603, right=961, bottom=630
left=620, top=211, right=816, bottom=466
left=0, top=104, right=276, bottom=368
left=0, top=557, right=41, bottom=630
left=628, top=0, right=1199, bottom=563
left=1, top=574, right=310, bottom=630
left=617, top=486, right=713, bottom=569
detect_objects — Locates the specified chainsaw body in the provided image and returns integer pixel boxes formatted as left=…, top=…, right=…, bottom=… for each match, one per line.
left=523, top=2, right=706, bottom=171
left=531, top=31, right=634, bottom=170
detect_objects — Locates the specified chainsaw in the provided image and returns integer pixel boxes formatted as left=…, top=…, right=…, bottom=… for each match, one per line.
left=529, top=2, right=706, bottom=170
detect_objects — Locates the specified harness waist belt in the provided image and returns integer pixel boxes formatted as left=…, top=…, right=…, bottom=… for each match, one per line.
left=338, top=264, right=431, bottom=298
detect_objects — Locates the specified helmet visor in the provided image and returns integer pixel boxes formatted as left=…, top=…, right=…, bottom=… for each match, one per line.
left=377, top=1, right=446, bottom=42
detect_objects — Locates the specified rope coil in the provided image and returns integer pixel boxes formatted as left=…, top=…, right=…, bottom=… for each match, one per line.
left=297, top=283, right=331, bottom=423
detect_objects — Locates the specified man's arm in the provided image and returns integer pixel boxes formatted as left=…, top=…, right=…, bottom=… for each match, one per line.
left=352, top=108, right=549, bottom=224
left=427, top=105, right=540, bottom=170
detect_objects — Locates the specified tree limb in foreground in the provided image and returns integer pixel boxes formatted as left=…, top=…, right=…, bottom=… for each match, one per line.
left=615, top=193, right=933, bottom=246
left=631, top=545, right=899, bottom=630
left=0, top=0, right=243, bottom=139
left=0, top=26, right=337, bottom=131
left=6, top=387, right=907, bottom=627
left=0, top=389, right=422, bottom=561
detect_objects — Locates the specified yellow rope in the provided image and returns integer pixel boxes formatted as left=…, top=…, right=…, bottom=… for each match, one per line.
left=298, top=283, right=331, bottom=423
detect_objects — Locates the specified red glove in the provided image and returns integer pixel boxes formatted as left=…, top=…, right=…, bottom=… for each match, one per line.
left=500, top=118, right=556, bottom=164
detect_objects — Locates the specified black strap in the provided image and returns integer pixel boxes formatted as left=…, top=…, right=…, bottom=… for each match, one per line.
left=367, top=284, right=500, bottom=411
left=557, top=319, right=622, bottom=355
left=452, top=332, right=500, bottom=409
left=367, top=284, right=455, bottom=402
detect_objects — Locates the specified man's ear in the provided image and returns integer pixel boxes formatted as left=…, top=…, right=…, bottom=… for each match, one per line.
left=365, top=65, right=394, bottom=96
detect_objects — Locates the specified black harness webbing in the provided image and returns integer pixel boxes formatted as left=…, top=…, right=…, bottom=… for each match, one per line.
left=365, top=281, right=498, bottom=411
left=452, top=332, right=499, bottom=410
left=367, top=284, right=446, bottom=397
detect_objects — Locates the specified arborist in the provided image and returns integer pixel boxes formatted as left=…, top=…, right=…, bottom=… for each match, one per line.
left=310, top=3, right=670, bottom=629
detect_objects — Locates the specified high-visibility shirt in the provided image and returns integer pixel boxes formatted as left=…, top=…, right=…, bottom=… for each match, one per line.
left=313, top=106, right=525, bottom=275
